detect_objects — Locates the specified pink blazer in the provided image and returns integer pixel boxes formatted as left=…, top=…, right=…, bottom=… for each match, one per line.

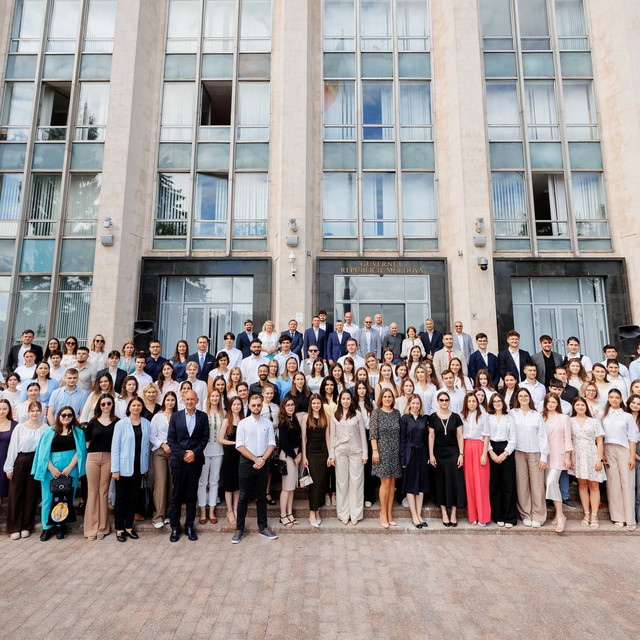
left=545, top=413, right=573, bottom=470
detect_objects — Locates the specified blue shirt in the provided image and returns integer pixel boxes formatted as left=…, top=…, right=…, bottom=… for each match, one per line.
left=48, top=386, right=88, bottom=419
left=185, top=409, right=196, bottom=436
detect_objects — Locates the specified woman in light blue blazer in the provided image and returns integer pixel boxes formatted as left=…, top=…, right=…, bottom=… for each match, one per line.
left=111, top=395, right=150, bottom=542
left=32, top=406, right=86, bottom=541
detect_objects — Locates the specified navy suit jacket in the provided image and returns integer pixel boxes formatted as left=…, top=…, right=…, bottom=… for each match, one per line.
left=420, top=331, right=443, bottom=357
left=326, top=331, right=348, bottom=363
left=498, top=349, right=532, bottom=382
left=236, top=332, right=254, bottom=359
left=303, top=327, right=327, bottom=359
left=167, top=409, right=210, bottom=468
left=467, top=351, right=500, bottom=388
left=186, top=352, right=217, bottom=382
left=280, top=330, right=303, bottom=358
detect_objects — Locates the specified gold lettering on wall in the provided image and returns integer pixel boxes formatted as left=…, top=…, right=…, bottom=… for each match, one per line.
left=339, top=261, right=424, bottom=275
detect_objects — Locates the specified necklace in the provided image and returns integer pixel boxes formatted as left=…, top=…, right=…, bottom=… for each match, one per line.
left=440, top=414, right=451, bottom=435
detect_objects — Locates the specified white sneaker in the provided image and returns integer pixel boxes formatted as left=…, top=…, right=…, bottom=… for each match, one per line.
left=152, top=521, right=164, bottom=529
left=10, top=532, right=20, bottom=540
left=402, top=498, right=409, bottom=507
left=504, top=523, right=514, bottom=529
left=531, top=521, right=542, bottom=528
left=364, top=501, right=372, bottom=508
left=522, top=518, right=532, bottom=527
left=325, top=495, right=331, bottom=507
left=21, top=530, right=30, bottom=538
left=163, top=518, right=170, bottom=525
left=497, top=521, right=505, bottom=527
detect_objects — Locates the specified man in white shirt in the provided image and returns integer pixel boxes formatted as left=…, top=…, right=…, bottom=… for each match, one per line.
left=338, top=337, right=365, bottom=370
left=563, top=336, right=593, bottom=372
left=601, top=345, right=630, bottom=380
left=14, top=350, right=37, bottom=389
left=343, top=312, right=359, bottom=336
left=222, top=332, right=243, bottom=369
left=273, top=335, right=300, bottom=374
left=438, top=370, right=466, bottom=413
left=232, top=394, right=277, bottom=543
left=373, top=313, right=390, bottom=342
left=49, top=351, right=64, bottom=383
left=520, top=363, right=546, bottom=412
left=132, top=354, right=153, bottom=389
left=240, top=339, right=270, bottom=386
left=357, top=317, right=382, bottom=360
left=184, top=361, right=207, bottom=410
left=433, top=333, right=467, bottom=382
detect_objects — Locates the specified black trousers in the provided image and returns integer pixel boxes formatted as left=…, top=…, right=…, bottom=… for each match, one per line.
left=489, top=440, right=517, bottom=525
left=114, top=472, right=141, bottom=530
left=236, top=458, right=269, bottom=532
left=169, top=460, right=203, bottom=528
left=6, top=452, right=39, bottom=534
left=364, top=438, right=379, bottom=504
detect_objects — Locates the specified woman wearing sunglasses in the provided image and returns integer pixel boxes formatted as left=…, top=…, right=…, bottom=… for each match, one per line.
left=84, top=394, right=118, bottom=540
left=32, top=406, right=86, bottom=541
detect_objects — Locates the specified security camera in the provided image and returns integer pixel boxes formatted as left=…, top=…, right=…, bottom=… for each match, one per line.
left=477, top=257, right=489, bottom=271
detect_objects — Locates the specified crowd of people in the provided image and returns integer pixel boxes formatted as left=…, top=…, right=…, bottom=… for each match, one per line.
left=0, top=311, right=639, bottom=545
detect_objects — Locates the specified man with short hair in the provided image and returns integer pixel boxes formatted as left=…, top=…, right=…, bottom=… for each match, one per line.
left=232, top=394, right=277, bottom=544
left=420, top=318, right=443, bottom=361
left=382, top=322, right=404, bottom=363
left=240, top=339, right=269, bottom=386
left=95, top=350, right=126, bottom=393
left=75, top=347, right=95, bottom=393
left=357, top=317, right=382, bottom=360
left=236, top=382, right=249, bottom=415
left=326, top=320, right=348, bottom=366
left=317, top=310, right=333, bottom=337
left=14, top=350, right=37, bottom=388
left=300, top=346, right=328, bottom=377
left=563, top=336, right=592, bottom=372
left=249, top=364, right=282, bottom=403
left=303, top=315, right=326, bottom=360
left=453, top=321, right=474, bottom=363
left=433, top=333, right=467, bottom=382
left=601, top=345, right=630, bottom=380
left=273, top=334, right=300, bottom=374
left=282, top=319, right=303, bottom=358
left=373, top=313, right=390, bottom=342
left=342, top=312, right=359, bottom=336
left=520, top=363, right=546, bottom=412
left=132, top=355, right=153, bottom=389
left=6, top=329, right=43, bottom=372
left=438, top=370, right=466, bottom=413
left=167, top=390, right=210, bottom=542
left=49, top=350, right=64, bottom=383
left=338, top=337, right=365, bottom=370
left=144, top=340, right=168, bottom=382
left=547, top=382, right=572, bottom=416
left=498, top=330, right=532, bottom=382
left=553, top=366, right=578, bottom=403
left=467, top=333, right=500, bottom=388
left=186, top=336, right=217, bottom=382
left=236, top=320, right=255, bottom=359
left=222, top=332, right=243, bottom=368
left=530, top=335, right=563, bottom=388
left=47, top=368, right=88, bottom=425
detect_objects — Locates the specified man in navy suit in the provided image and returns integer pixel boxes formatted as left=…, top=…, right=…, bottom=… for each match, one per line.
left=318, top=310, right=333, bottom=338
left=167, top=390, right=209, bottom=542
left=303, top=315, right=327, bottom=359
left=5, top=328, right=43, bottom=373
left=281, top=319, right=303, bottom=358
left=467, top=333, right=501, bottom=388
left=498, top=330, right=532, bottom=382
left=420, top=318, right=443, bottom=361
left=236, top=320, right=255, bottom=359
left=326, top=319, right=348, bottom=365
left=186, top=335, right=217, bottom=382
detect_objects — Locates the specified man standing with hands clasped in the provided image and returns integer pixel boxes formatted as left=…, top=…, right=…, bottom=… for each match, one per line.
left=232, top=395, right=277, bottom=544
left=167, top=390, right=209, bottom=542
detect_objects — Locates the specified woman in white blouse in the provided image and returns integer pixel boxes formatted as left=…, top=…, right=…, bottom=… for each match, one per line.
left=198, top=389, right=225, bottom=525
left=156, top=362, right=180, bottom=403
left=591, top=364, right=612, bottom=409
left=413, top=364, right=437, bottom=416
left=258, top=320, right=279, bottom=360
left=509, top=388, right=549, bottom=528
left=306, top=359, right=326, bottom=395
left=486, top=394, right=517, bottom=528
left=400, top=326, right=426, bottom=360
left=149, top=391, right=177, bottom=528
left=601, top=389, right=638, bottom=530
left=450, top=358, right=473, bottom=391
left=13, top=383, right=47, bottom=425
left=581, top=382, right=602, bottom=419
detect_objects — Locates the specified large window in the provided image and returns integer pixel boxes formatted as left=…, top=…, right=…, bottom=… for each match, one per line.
left=481, top=0, right=609, bottom=253
left=322, top=0, right=436, bottom=252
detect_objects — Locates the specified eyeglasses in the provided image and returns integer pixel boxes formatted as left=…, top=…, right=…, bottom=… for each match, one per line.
left=99, top=402, right=113, bottom=408
left=60, top=413, right=74, bottom=418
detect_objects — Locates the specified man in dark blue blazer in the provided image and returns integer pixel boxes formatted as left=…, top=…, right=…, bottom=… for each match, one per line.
left=467, top=333, right=501, bottom=388
left=5, top=328, right=43, bottom=373
left=326, top=319, right=349, bottom=365
left=236, top=320, right=255, bottom=359
left=419, top=318, right=443, bottom=361
left=167, top=390, right=210, bottom=542
left=318, top=310, right=333, bottom=339
left=303, top=315, right=327, bottom=359
left=498, top=330, right=532, bottom=382
left=186, top=335, right=217, bottom=382
left=281, top=319, right=304, bottom=358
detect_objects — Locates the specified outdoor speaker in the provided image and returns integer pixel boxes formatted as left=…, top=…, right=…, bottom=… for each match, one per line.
left=618, top=325, right=640, bottom=357
left=133, top=320, right=156, bottom=354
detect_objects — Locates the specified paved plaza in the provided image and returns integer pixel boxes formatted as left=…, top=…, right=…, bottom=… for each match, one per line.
left=0, top=527, right=638, bottom=640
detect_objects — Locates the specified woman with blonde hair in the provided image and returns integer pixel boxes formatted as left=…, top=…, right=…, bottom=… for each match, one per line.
left=198, top=389, right=225, bottom=525
left=88, top=334, right=108, bottom=371
left=258, top=320, right=279, bottom=360
left=226, top=366, right=243, bottom=399
left=119, top=341, right=136, bottom=375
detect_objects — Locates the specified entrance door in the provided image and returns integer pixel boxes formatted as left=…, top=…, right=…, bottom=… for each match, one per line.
left=208, top=306, right=231, bottom=355
left=184, top=304, right=231, bottom=355
left=535, top=305, right=582, bottom=354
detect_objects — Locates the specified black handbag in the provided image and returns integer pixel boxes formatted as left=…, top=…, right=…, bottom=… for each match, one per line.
left=271, top=459, right=288, bottom=476
left=48, top=475, right=75, bottom=525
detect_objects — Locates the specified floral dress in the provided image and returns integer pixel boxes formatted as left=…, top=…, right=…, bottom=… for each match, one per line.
left=370, top=408, right=402, bottom=479
left=570, top=416, right=606, bottom=482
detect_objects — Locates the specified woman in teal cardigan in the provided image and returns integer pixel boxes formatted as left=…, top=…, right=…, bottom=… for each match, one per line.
left=32, top=406, right=86, bottom=541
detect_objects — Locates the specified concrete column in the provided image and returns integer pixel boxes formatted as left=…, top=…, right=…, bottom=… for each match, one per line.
left=87, top=0, right=165, bottom=347
left=269, top=0, right=318, bottom=332
left=431, top=0, right=498, bottom=344
left=588, top=1, right=640, bottom=324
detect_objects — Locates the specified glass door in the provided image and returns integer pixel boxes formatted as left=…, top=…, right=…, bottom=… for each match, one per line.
left=209, top=305, right=232, bottom=355
left=535, top=305, right=581, bottom=354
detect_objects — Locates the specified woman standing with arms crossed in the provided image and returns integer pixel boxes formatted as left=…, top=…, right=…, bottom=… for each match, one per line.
left=570, top=396, right=606, bottom=528
left=111, top=396, right=150, bottom=542
left=84, top=394, right=118, bottom=540
left=510, top=388, right=549, bottom=528
left=3, top=400, right=42, bottom=539
left=219, top=396, right=244, bottom=524
left=542, top=393, right=573, bottom=533
left=329, top=390, right=368, bottom=525
left=32, top=406, right=86, bottom=541
left=460, top=392, right=491, bottom=527
left=301, top=393, right=330, bottom=528
left=370, top=388, right=402, bottom=528
left=428, top=391, right=465, bottom=527
left=399, top=394, right=429, bottom=528
left=601, top=389, right=638, bottom=530
left=198, top=389, right=225, bottom=525
left=486, top=394, right=517, bottom=528
left=149, top=391, right=178, bottom=528
left=278, top=397, right=302, bottom=527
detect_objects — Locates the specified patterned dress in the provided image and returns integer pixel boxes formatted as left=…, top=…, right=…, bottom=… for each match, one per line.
left=369, top=408, right=402, bottom=479
left=570, top=416, right=607, bottom=482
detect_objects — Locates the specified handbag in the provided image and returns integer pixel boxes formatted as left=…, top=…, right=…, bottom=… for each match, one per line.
left=298, top=466, right=313, bottom=489
left=48, top=475, right=75, bottom=526
left=274, top=459, right=288, bottom=476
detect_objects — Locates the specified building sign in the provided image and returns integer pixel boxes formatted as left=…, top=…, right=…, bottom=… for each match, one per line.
left=339, top=260, right=425, bottom=275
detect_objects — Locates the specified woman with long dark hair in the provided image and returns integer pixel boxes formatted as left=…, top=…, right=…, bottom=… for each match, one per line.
left=171, top=339, right=189, bottom=382
left=278, top=397, right=302, bottom=527
left=219, top=396, right=244, bottom=524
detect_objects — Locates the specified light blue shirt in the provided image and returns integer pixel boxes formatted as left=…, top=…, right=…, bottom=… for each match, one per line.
left=48, top=386, right=88, bottom=418
left=629, top=357, right=640, bottom=382
left=185, top=409, right=196, bottom=436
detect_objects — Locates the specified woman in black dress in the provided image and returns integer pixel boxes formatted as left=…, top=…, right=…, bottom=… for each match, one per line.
left=0, top=399, right=17, bottom=507
left=400, top=394, right=429, bottom=528
left=428, top=391, right=465, bottom=527
left=219, top=395, right=243, bottom=524
left=301, top=393, right=330, bottom=528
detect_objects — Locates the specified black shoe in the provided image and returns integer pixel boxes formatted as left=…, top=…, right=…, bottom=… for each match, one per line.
left=56, top=524, right=67, bottom=540
left=125, top=529, right=139, bottom=540
left=231, top=530, right=243, bottom=544
left=169, top=527, right=180, bottom=542
left=563, top=499, right=578, bottom=510
left=77, top=502, right=85, bottom=515
left=419, top=522, right=428, bottom=529
left=116, top=531, right=127, bottom=542
left=40, top=529, right=53, bottom=542
left=185, top=526, right=198, bottom=541
left=451, top=521, right=458, bottom=528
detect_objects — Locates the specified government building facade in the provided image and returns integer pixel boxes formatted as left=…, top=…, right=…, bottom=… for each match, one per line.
left=0, top=0, right=639, bottom=365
